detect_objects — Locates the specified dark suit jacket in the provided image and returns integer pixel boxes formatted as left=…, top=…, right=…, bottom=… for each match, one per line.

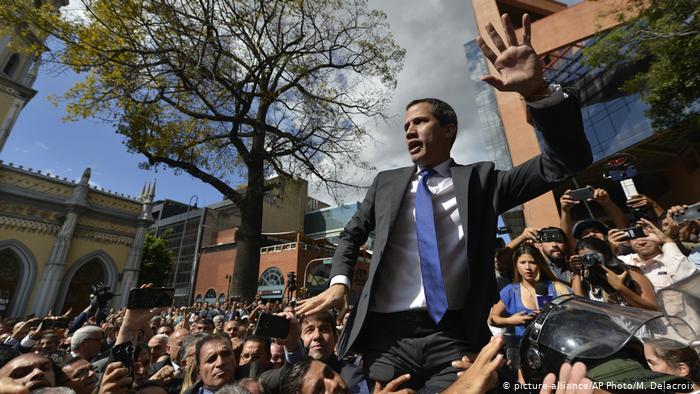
left=330, top=95, right=593, bottom=357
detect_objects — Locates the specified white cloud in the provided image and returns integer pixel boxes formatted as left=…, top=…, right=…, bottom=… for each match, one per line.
left=308, top=0, right=488, bottom=204
left=35, top=141, right=50, bottom=150
left=14, top=148, right=30, bottom=153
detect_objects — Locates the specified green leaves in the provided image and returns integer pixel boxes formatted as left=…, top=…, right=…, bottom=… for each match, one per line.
left=584, top=0, right=700, bottom=131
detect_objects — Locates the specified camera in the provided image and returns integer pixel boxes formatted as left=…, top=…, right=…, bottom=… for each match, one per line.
left=580, top=253, right=604, bottom=268
left=90, top=283, right=114, bottom=309
left=538, top=228, right=564, bottom=243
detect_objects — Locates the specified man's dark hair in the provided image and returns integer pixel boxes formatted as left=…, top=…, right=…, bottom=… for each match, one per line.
left=405, top=98, right=458, bottom=145
left=0, top=344, right=20, bottom=368
left=300, top=310, right=338, bottom=339
left=41, top=333, right=60, bottom=343
left=281, top=357, right=313, bottom=394
left=195, top=318, right=214, bottom=328
left=194, top=333, right=231, bottom=363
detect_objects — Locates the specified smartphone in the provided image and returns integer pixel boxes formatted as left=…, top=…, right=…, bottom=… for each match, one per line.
left=127, top=287, right=175, bottom=309
left=620, top=226, right=645, bottom=240
left=674, top=203, right=700, bottom=224
left=567, top=186, right=594, bottom=201
left=253, top=312, right=290, bottom=339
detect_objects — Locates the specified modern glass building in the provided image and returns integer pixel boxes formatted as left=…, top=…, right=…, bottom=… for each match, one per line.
left=468, top=0, right=699, bottom=227
left=304, top=202, right=374, bottom=250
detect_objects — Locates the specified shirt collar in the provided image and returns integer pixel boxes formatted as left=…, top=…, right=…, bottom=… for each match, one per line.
left=416, top=158, right=453, bottom=178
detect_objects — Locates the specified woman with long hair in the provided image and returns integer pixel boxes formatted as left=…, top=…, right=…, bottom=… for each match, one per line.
left=489, top=244, right=571, bottom=371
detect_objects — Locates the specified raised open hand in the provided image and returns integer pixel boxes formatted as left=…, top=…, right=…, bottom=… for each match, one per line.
left=477, top=14, right=547, bottom=98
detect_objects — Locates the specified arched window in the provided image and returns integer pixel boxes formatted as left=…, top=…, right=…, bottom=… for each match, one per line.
left=2, top=54, right=19, bottom=78
left=195, top=294, right=203, bottom=303
left=204, top=289, right=217, bottom=303
left=218, top=293, right=226, bottom=303
left=258, top=267, right=284, bottom=287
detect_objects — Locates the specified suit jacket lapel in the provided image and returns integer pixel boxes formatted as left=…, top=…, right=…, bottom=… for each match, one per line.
left=450, top=165, right=471, bottom=252
left=386, top=166, right=416, bottom=234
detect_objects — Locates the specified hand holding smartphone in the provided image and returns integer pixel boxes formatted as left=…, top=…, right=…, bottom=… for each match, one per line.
left=127, top=287, right=174, bottom=309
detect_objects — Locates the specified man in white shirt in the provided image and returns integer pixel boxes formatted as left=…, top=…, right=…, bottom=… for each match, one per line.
left=297, top=13, right=593, bottom=392
left=615, top=218, right=697, bottom=291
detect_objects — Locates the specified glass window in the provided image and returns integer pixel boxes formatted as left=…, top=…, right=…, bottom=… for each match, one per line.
left=204, top=289, right=217, bottom=303
left=258, top=267, right=284, bottom=287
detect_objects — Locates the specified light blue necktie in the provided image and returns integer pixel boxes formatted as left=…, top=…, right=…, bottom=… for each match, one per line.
left=416, top=168, right=449, bottom=323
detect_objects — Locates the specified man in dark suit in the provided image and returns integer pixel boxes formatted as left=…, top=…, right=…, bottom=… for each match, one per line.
left=297, top=13, right=593, bottom=392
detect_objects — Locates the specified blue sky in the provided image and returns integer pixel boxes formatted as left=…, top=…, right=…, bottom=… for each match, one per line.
left=2, top=67, right=226, bottom=206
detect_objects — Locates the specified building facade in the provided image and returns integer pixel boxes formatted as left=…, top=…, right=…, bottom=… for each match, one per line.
left=0, top=162, right=154, bottom=317
left=0, top=0, right=68, bottom=153
left=468, top=0, right=699, bottom=229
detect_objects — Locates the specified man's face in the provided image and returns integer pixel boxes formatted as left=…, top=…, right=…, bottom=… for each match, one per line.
left=239, top=341, right=269, bottom=369
left=0, top=353, right=56, bottom=391
left=301, top=318, right=336, bottom=361
left=62, top=359, right=98, bottom=394
left=214, top=319, right=224, bottom=331
left=38, top=337, right=59, bottom=354
left=157, top=326, right=173, bottom=336
left=403, top=102, right=455, bottom=168
left=540, top=239, right=567, bottom=263
left=299, top=360, right=349, bottom=394
left=270, top=343, right=285, bottom=369
left=631, top=236, right=662, bottom=259
left=148, top=337, right=167, bottom=362
left=192, top=322, right=213, bottom=334
left=167, top=329, right=190, bottom=362
left=198, top=339, right=235, bottom=391
left=78, top=331, right=104, bottom=359
left=223, top=321, right=239, bottom=337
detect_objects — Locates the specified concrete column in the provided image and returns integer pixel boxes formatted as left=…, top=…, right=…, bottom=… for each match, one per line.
left=31, top=168, right=91, bottom=316
left=0, top=98, right=24, bottom=153
left=114, top=181, right=155, bottom=309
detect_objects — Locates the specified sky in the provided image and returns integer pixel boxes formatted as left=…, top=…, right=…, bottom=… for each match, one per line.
left=1, top=0, right=487, bottom=207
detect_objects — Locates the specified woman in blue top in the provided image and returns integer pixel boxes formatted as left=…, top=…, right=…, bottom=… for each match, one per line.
left=489, top=244, right=571, bottom=373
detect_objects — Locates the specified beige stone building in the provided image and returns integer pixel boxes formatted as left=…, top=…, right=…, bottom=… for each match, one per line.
left=0, top=162, right=155, bottom=317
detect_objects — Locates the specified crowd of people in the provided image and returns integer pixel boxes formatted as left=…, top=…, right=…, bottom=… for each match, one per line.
left=0, top=191, right=697, bottom=394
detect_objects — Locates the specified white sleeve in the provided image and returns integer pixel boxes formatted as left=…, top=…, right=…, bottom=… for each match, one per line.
left=329, top=275, right=351, bottom=288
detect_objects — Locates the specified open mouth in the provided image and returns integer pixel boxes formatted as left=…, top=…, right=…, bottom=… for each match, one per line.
left=408, top=140, right=422, bottom=154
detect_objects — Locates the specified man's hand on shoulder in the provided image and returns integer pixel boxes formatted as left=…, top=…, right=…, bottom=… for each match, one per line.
left=476, top=13, right=547, bottom=99
left=295, top=284, right=348, bottom=324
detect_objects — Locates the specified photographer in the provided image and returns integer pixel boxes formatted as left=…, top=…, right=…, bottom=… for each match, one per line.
left=570, top=237, right=657, bottom=310
left=663, top=204, right=700, bottom=268
left=611, top=218, right=697, bottom=291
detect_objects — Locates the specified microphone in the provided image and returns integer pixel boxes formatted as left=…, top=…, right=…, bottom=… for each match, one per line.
left=534, top=282, right=552, bottom=310
left=534, top=282, right=549, bottom=296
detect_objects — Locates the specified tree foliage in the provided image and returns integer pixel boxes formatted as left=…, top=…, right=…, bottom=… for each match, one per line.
left=0, top=0, right=404, bottom=298
left=138, top=232, right=173, bottom=287
left=584, top=0, right=700, bottom=133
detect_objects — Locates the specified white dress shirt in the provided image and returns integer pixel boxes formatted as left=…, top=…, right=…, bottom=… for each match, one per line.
left=330, top=86, right=566, bottom=313
left=618, top=242, right=697, bottom=291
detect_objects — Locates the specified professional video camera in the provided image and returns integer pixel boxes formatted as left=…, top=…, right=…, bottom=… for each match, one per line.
left=90, top=283, right=114, bottom=310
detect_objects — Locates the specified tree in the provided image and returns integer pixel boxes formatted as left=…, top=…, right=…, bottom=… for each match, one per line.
left=138, top=232, right=173, bottom=287
left=583, top=0, right=700, bottom=134
left=0, top=0, right=404, bottom=299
